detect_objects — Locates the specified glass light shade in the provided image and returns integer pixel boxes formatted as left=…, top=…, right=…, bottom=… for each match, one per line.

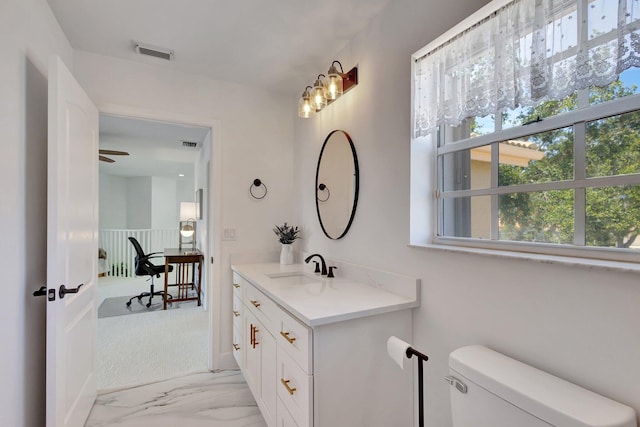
left=326, top=64, right=343, bottom=101
left=312, top=78, right=327, bottom=110
left=179, top=219, right=196, bottom=249
left=180, top=224, right=194, bottom=237
left=298, top=90, right=315, bottom=118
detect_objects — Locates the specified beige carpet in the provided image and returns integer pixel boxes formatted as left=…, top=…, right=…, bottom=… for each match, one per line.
left=97, top=276, right=209, bottom=392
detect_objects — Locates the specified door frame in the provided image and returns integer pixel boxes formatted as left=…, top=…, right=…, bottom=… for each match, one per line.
left=98, top=103, right=224, bottom=370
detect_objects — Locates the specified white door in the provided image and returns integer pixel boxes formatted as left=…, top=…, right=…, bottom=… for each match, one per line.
left=46, top=55, right=99, bottom=427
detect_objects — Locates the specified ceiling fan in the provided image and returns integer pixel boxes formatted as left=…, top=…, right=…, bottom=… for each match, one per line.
left=99, top=149, right=129, bottom=163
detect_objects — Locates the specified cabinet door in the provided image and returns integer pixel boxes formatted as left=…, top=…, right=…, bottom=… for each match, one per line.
left=244, top=311, right=261, bottom=395
left=260, top=323, right=277, bottom=426
left=245, top=310, right=276, bottom=427
left=277, top=398, right=299, bottom=427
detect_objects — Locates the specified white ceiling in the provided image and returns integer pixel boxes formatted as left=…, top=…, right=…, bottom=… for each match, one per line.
left=52, top=1, right=393, bottom=178
left=99, top=114, right=209, bottom=180
left=46, top=0, right=393, bottom=94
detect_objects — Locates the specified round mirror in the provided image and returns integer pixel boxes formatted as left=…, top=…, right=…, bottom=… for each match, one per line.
left=315, top=130, right=359, bottom=239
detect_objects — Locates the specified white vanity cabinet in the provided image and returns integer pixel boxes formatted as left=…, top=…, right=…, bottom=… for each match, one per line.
left=233, top=273, right=279, bottom=427
left=232, top=264, right=417, bottom=427
left=234, top=272, right=311, bottom=426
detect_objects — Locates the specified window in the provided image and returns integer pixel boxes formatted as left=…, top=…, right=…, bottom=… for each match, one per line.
left=412, top=0, right=640, bottom=262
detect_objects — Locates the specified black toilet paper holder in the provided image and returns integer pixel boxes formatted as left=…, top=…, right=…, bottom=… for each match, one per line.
left=406, top=346, right=429, bottom=427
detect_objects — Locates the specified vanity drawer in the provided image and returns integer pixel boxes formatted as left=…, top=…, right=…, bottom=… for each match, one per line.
left=245, top=282, right=279, bottom=328
left=276, top=308, right=312, bottom=374
left=232, top=294, right=243, bottom=330
left=232, top=326, right=244, bottom=369
left=277, top=397, right=299, bottom=427
left=277, top=347, right=312, bottom=427
left=232, top=272, right=244, bottom=299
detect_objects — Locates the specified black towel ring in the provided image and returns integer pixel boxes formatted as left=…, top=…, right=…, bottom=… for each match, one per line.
left=250, top=178, right=268, bottom=199
left=317, top=183, right=330, bottom=202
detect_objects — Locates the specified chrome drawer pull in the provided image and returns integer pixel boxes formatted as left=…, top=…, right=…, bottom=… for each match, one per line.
left=281, top=379, right=297, bottom=395
left=233, top=310, right=240, bottom=317
left=250, top=300, right=261, bottom=308
left=280, top=331, right=296, bottom=344
left=233, top=343, right=240, bottom=351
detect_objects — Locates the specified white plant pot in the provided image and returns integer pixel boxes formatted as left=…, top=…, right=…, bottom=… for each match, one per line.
left=280, top=243, right=294, bottom=265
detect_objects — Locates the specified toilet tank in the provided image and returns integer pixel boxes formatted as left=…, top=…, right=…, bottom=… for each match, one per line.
left=448, top=345, right=636, bottom=427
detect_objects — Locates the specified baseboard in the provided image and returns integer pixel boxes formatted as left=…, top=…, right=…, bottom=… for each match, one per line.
left=216, top=351, right=238, bottom=370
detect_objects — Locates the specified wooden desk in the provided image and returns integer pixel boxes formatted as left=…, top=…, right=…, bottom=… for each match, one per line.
left=164, top=248, right=203, bottom=310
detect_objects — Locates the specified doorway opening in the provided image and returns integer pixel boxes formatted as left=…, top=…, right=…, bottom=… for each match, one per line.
left=96, top=113, right=212, bottom=391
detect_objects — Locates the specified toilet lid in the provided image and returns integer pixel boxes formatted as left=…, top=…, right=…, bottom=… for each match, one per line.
left=449, top=346, right=636, bottom=427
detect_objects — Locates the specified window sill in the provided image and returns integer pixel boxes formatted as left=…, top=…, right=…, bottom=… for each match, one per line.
left=408, top=241, right=640, bottom=274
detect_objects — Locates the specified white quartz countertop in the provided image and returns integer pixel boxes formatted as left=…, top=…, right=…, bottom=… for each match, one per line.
left=231, top=263, right=419, bottom=327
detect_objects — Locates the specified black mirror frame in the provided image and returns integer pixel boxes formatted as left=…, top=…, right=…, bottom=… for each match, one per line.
left=315, top=129, right=359, bottom=240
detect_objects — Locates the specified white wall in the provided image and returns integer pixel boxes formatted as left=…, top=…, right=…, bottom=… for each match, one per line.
left=0, top=0, right=73, bottom=425
left=293, top=0, right=640, bottom=425
left=177, top=176, right=195, bottom=206
left=126, top=176, right=153, bottom=228
left=73, top=51, right=295, bottom=364
left=99, top=173, right=128, bottom=228
left=101, top=173, right=187, bottom=229
left=151, top=176, right=177, bottom=229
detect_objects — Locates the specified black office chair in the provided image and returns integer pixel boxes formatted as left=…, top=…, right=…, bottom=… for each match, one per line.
left=127, top=237, right=174, bottom=308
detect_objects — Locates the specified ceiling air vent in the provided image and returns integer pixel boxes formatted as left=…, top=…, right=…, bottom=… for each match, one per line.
left=134, top=42, right=174, bottom=61
left=182, top=141, right=199, bottom=148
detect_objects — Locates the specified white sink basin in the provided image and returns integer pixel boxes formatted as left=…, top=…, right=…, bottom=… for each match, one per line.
left=266, top=271, right=321, bottom=285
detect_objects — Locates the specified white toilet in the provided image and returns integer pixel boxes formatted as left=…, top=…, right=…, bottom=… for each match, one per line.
left=447, top=345, right=637, bottom=427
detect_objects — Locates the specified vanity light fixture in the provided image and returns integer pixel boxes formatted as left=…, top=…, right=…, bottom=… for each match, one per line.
left=312, top=75, right=328, bottom=110
left=326, top=61, right=344, bottom=100
left=298, top=86, right=315, bottom=118
left=298, top=60, right=358, bottom=118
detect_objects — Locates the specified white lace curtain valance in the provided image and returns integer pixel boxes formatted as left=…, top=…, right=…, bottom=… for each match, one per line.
left=414, top=0, right=640, bottom=137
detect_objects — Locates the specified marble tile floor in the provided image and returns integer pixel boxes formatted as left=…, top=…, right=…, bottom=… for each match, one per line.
left=85, top=370, right=267, bottom=427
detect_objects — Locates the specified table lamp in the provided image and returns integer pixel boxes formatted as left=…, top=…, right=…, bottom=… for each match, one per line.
left=179, top=202, right=197, bottom=249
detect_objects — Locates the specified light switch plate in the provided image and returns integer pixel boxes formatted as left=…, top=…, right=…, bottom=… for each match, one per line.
left=223, top=228, right=237, bottom=240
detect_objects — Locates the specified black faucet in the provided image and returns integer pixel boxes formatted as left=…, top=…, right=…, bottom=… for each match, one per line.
left=304, top=253, right=327, bottom=276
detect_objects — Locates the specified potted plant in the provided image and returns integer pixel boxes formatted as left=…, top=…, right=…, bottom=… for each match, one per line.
left=273, top=223, right=300, bottom=264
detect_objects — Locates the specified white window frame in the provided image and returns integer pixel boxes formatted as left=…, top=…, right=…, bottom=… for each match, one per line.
left=411, top=0, right=640, bottom=264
